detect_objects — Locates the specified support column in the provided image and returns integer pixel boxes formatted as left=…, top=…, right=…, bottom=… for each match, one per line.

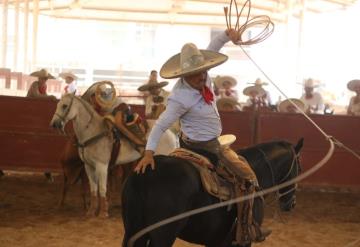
left=296, top=0, right=306, bottom=81
left=1, top=0, right=8, bottom=68
left=31, top=0, right=40, bottom=71
left=23, top=0, right=29, bottom=72
left=13, top=0, right=20, bottom=71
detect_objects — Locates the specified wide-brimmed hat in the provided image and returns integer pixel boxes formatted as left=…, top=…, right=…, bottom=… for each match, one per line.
left=30, top=69, right=55, bottom=79
left=243, top=85, right=266, bottom=97
left=216, top=97, right=240, bottom=111
left=248, top=78, right=268, bottom=87
left=217, top=134, right=236, bottom=147
left=59, top=71, right=78, bottom=80
left=278, top=98, right=305, bottom=113
left=347, top=79, right=360, bottom=91
left=302, top=78, right=319, bottom=88
left=81, top=81, right=116, bottom=108
left=214, top=76, right=237, bottom=89
left=137, top=80, right=169, bottom=92
left=160, top=43, right=228, bottom=79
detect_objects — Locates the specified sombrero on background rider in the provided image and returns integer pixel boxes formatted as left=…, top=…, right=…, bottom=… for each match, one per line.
left=30, top=69, right=55, bottom=79
left=347, top=79, right=360, bottom=91
left=81, top=81, right=117, bottom=110
left=247, top=78, right=268, bottom=87
left=214, top=75, right=237, bottom=89
left=216, top=97, right=241, bottom=111
left=160, top=43, right=228, bottom=79
left=59, top=71, right=78, bottom=80
left=278, top=98, right=305, bottom=113
left=243, top=85, right=266, bottom=97
left=137, top=80, right=169, bottom=92
left=299, top=78, right=320, bottom=88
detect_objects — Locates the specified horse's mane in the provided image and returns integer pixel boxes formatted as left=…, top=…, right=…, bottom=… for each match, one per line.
left=62, top=93, right=100, bottom=118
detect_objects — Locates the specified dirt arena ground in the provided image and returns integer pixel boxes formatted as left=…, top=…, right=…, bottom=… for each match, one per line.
left=0, top=172, right=359, bottom=247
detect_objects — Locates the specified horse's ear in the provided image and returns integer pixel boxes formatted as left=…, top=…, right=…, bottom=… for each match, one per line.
left=294, top=138, right=304, bottom=154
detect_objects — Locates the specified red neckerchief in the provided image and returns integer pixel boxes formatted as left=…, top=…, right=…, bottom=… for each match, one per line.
left=64, top=85, right=69, bottom=93
left=200, top=86, right=214, bottom=104
left=38, top=83, right=47, bottom=95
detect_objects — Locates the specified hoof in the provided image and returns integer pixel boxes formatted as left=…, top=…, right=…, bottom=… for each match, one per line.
left=98, top=211, right=109, bottom=218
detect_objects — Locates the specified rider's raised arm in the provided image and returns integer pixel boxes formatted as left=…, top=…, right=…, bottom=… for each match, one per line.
left=145, top=98, right=188, bottom=152
left=206, top=30, right=231, bottom=52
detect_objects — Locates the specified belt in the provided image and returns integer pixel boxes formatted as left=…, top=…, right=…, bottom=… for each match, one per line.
left=180, top=132, right=218, bottom=145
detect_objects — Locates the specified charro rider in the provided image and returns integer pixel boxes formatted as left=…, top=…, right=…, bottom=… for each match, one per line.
left=138, top=70, right=170, bottom=120
left=135, top=29, right=271, bottom=245
left=27, top=68, right=56, bottom=182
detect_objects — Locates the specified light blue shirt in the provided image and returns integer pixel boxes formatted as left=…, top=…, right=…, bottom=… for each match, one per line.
left=146, top=31, right=230, bottom=151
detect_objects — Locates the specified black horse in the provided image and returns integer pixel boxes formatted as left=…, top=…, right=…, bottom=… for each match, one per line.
left=122, top=139, right=304, bottom=247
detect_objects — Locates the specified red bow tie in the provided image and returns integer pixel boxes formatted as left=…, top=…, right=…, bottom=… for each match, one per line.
left=200, top=86, right=214, bottom=104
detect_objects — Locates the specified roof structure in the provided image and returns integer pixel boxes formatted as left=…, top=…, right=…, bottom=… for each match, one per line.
left=7, top=0, right=358, bottom=26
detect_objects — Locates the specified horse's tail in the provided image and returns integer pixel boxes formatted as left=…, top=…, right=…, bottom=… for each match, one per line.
left=121, top=175, right=149, bottom=247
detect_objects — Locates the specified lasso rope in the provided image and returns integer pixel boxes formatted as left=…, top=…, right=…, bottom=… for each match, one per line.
left=224, top=0, right=274, bottom=46
left=127, top=1, right=359, bottom=246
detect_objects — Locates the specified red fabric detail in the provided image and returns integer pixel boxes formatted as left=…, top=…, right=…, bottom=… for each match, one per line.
left=64, top=85, right=69, bottom=93
left=200, top=86, right=214, bottom=105
left=39, top=84, right=47, bottom=95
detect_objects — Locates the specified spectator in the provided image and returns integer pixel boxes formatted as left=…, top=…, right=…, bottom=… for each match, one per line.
left=300, top=78, right=324, bottom=114
left=214, top=75, right=239, bottom=101
left=59, top=71, right=78, bottom=95
left=217, top=97, right=241, bottom=112
left=138, top=70, right=169, bottom=120
left=248, top=78, right=272, bottom=106
left=347, top=79, right=360, bottom=116
left=278, top=98, right=305, bottom=113
left=27, top=69, right=56, bottom=100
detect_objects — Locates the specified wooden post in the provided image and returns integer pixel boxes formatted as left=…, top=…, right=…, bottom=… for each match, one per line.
left=13, top=0, right=20, bottom=71
left=1, top=0, right=8, bottom=68
left=31, top=0, right=39, bottom=71
left=23, top=0, right=29, bottom=72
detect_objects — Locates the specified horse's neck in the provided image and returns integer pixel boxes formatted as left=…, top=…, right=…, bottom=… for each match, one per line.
left=72, top=99, right=105, bottom=143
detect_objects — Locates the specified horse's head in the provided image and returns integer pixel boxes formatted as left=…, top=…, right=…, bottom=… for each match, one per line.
left=50, top=93, right=77, bottom=132
left=278, top=138, right=303, bottom=211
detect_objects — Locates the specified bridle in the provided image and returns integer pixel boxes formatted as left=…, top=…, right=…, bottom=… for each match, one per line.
left=256, top=146, right=301, bottom=207
left=55, top=94, right=95, bottom=131
left=54, top=94, right=75, bottom=123
left=54, top=94, right=109, bottom=149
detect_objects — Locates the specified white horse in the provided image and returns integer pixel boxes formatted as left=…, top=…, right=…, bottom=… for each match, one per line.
left=50, top=94, right=177, bottom=217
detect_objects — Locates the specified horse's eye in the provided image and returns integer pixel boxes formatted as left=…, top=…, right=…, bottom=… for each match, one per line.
left=62, top=104, right=68, bottom=110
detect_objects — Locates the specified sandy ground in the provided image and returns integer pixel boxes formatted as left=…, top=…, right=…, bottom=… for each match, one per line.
left=0, top=172, right=359, bottom=247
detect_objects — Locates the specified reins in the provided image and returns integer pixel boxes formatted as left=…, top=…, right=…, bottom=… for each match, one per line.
left=256, top=146, right=300, bottom=205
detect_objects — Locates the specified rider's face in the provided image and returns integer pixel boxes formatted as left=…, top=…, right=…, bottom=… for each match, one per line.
left=184, top=70, right=207, bottom=91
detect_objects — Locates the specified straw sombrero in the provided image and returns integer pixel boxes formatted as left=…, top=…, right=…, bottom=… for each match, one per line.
left=278, top=98, right=305, bottom=113
left=347, top=79, right=360, bottom=91
left=30, top=69, right=55, bottom=79
left=248, top=78, right=268, bottom=87
left=214, top=76, right=237, bottom=89
left=243, top=85, right=266, bottom=97
left=81, top=81, right=116, bottom=109
left=160, top=43, right=228, bottom=79
left=301, top=78, right=319, bottom=88
left=216, top=97, right=240, bottom=111
left=137, top=80, right=169, bottom=92
left=59, top=71, right=78, bottom=80
left=217, top=134, right=236, bottom=147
